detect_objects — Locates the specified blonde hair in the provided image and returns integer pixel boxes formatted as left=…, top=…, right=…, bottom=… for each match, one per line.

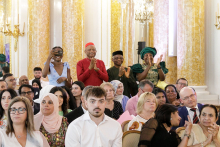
left=100, top=82, right=115, bottom=92
left=136, top=92, right=158, bottom=114
left=6, top=96, right=35, bottom=137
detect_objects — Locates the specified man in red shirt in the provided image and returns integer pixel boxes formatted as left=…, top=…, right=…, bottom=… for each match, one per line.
left=77, top=42, right=108, bottom=86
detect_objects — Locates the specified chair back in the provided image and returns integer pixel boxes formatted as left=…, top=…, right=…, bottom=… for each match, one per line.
left=176, top=127, right=185, bottom=137
left=121, top=120, right=130, bottom=132
left=122, top=130, right=141, bottom=147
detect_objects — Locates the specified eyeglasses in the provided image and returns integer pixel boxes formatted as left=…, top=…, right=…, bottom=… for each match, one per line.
left=113, top=57, right=123, bottom=60
left=20, top=91, right=33, bottom=96
left=182, top=94, right=195, bottom=100
left=177, top=82, right=187, bottom=86
left=9, top=107, right=26, bottom=114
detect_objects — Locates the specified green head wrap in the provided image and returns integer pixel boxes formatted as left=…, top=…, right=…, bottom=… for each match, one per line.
left=140, top=47, right=157, bottom=60
left=0, top=54, right=6, bottom=62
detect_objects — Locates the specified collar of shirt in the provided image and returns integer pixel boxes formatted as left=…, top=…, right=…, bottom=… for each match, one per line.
left=83, top=111, right=108, bottom=125
left=135, top=94, right=139, bottom=102
left=81, top=105, right=87, bottom=114
left=186, top=105, right=198, bottom=112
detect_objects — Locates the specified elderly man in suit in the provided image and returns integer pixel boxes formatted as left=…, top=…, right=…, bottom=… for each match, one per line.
left=65, top=86, right=111, bottom=124
left=177, top=87, right=203, bottom=127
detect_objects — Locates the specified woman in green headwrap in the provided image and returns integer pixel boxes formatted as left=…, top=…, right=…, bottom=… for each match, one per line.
left=131, top=47, right=168, bottom=86
left=0, top=54, right=9, bottom=77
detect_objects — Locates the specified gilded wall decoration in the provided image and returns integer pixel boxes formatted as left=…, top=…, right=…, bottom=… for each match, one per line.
left=154, top=0, right=177, bottom=84
left=0, top=0, right=3, bottom=54
left=177, top=0, right=205, bottom=86
left=28, top=0, right=50, bottom=79
left=62, top=0, right=84, bottom=81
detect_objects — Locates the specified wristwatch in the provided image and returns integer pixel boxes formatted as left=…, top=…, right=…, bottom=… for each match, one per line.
left=184, top=133, right=191, bottom=139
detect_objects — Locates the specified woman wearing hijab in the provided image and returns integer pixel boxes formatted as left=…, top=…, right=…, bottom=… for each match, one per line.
left=131, top=47, right=168, bottom=86
left=34, top=93, right=68, bottom=147
left=110, top=80, right=129, bottom=112
left=0, top=54, right=9, bottom=78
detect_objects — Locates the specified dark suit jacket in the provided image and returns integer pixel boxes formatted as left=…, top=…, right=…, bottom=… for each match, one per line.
left=65, top=106, right=112, bottom=124
left=33, top=102, right=40, bottom=115
left=178, top=103, right=203, bottom=127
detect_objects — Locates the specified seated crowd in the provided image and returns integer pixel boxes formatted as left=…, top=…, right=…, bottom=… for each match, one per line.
left=0, top=43, right=219, bottom=147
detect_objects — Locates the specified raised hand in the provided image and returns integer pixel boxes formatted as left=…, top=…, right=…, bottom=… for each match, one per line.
left=89, top=58, right=96, bottom=70
left=208, top=123, right=219, bottom=140
left=94, top=60, right=99, bottom=71
left=118, top=66, right=125, bottom=77
left=147, top=54, right=152, bottom=67
left=57, top=77, right=67, bottom=84
left=184, top=115, right=193, bottom=135
left=48, top=49, right=55, bottom=60
left=124, top=67, right=131, bottom=78
left=156, top=54, right=163, bottom=68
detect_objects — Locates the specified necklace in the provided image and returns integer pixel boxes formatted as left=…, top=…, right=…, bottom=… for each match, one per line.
left=17, top=135, right=22, bottom=138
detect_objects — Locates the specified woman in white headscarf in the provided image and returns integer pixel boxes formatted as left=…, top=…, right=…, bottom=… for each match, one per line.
left=110, top=80, right=129, bottom=112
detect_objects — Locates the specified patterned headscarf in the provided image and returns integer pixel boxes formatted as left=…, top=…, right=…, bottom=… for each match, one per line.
left=140, top=47, right=157, bottom=60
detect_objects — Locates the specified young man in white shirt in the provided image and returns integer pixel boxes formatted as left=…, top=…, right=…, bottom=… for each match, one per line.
left=65, top=86, right=122, bottom=147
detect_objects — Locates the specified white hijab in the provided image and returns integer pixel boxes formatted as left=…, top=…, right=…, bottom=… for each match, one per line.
left=110, top=80, right=124, bottom=103
left=34, top=85, right=55, bottom=104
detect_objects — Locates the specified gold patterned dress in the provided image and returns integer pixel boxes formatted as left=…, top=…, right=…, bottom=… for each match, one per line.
left=141, top=64, right=159, bottom=85
left=39, top=117, right=68, bottom=147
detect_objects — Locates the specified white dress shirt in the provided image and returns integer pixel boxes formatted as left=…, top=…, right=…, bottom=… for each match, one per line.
left=65, top=111, right=123, bottom=147
left=186, top=105, right=200, bottom=123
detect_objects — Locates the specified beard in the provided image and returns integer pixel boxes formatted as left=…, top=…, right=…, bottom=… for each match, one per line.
left=88, top=108, right=103, bottom=118
left=34, top=76, right=41, bottom=80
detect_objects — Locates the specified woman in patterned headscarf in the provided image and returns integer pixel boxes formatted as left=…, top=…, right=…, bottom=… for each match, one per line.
left=0, top=54, right=9, bottom=77
left=131, top=47, right=168, bottom=86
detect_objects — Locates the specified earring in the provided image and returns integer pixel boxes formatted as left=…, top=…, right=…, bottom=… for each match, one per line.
left=170, top=118, right=172, bottom=120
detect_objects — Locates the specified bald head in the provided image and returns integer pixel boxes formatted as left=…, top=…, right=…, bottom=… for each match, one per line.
left=19, top=75, right=29, bottom=86
left=85, top=45, right=97, bottom=58
left=180, top=87, right=197, bottom=108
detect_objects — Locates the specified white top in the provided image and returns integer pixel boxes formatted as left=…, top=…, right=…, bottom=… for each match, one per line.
left=65, top=111, right=123, bottom=147
left=127, top=115, right=148, bottom=131
left=186, top=105, right=200, bottom=123
left=0, top=129, right=50, bottom=147
left=81, top=105, right=87, bottom=114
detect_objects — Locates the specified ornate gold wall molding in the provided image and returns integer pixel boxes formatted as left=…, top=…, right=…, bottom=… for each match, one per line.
left=177, top=0, right=205, bottom=86
left=154, top=0, right=177, bottom=84
left=62, top=0, right=84, bottom=81
left=111, top=0, right=134, bottom=67
left=28, top=0, right=50, bottom=79
left=0, top=0, right=3, bottom=54
left=111, top=0, right=121, bottom=66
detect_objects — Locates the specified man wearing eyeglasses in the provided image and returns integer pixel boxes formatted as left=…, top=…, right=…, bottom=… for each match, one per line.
left=125, top=79, right=154, bottom=116
left=176, top=78, right=188, bottom=93
left=18, top=84, right=40, bottom=115
left=3, top=73, right=17, bottom=90
left=107, top=50, right=138, bottom=97
left=177, top=87, right=203, bottom=128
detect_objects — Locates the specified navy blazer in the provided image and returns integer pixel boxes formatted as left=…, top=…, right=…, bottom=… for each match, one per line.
left=178, top=103, right=203, bottom=127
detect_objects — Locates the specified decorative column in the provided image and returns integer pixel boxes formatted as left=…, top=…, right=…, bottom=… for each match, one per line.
left=177, top=0, right=205, bottom=86
left=0, top=0, right=3, bottom=54
left=28, top=0, right=50, bottom=79
left=111, top=0, right=134, bottom=67
left=62, top=0, right=84, bottom=81
left=154, top=0, right=177, bottom=84
left=111, top=0, right=121, bottom=66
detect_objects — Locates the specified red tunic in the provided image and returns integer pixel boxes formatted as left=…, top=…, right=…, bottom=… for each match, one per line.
left=77, top=58, right=109, bottom=86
